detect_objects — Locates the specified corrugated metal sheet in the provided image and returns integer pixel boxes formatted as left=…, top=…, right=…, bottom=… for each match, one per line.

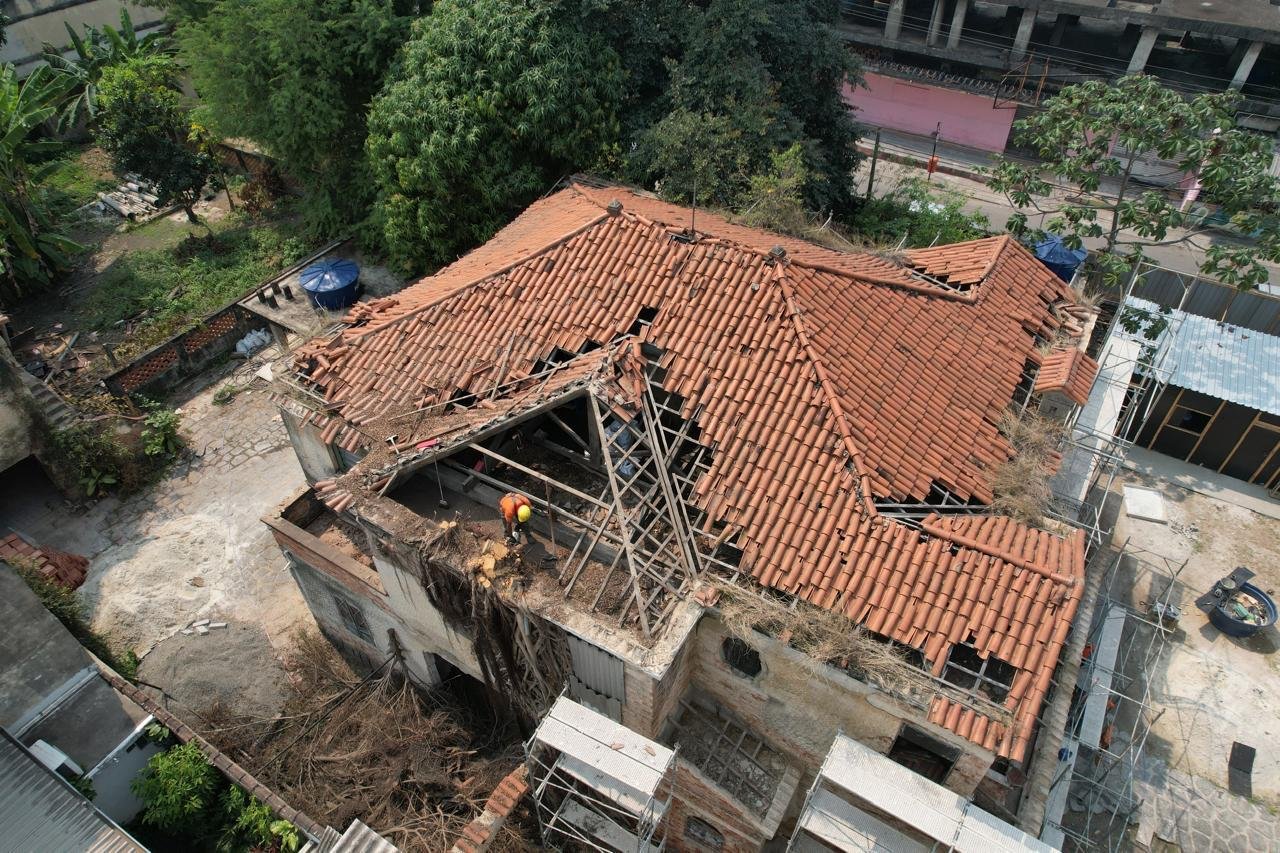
left=324, top=819, right=399, bottom=853
left=1130, top=267, right=1280, bottom=335
left=567, top=634, right=625, bottom=711
left=811, top=734, right=1056, bottom=853
left=0, top=729, right=145, bottom=852
left=1126, top=297, right=1280, bottom=416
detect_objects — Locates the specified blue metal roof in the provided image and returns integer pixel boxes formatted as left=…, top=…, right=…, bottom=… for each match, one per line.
left=1126, top=297, right=1280, bottom=416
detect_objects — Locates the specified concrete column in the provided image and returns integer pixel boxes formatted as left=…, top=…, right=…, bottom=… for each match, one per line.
left=1230, top=40, right=1264, bottom=89
left=1127, top=26, right=1160, bottom=73
left=1049, top=13, right=1077, bottom=46
left=947, top=0, right=969, bottom=49
left=885, top=0, right=906, bottom=41
left=927, top=0, right=947, bottom=46
left=1011, top=7, right=1036, bottom=61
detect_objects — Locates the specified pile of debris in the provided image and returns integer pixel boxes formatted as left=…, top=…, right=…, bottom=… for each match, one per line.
left=95, top=173, right=164, bottom=220
left=199, top=631, right=536, bottom=852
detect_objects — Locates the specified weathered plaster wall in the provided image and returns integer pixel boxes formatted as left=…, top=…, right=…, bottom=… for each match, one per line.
left=285, top=555, right=439, bottom=687
left=279, top=409, right=340, bottom=484
left=688, top=616, right=994, bottom=798
left=365, top=539, right=485, bottom=680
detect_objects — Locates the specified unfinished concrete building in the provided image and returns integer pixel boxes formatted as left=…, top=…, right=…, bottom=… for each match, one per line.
left=839, top=0, right=1280, bottom=150
left=264, top=181, right=1103, bottom=850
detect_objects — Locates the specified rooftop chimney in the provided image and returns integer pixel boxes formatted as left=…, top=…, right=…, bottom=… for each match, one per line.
left=607, top=199, right=623, bottom=216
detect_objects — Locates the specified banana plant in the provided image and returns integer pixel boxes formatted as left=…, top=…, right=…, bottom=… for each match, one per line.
left=0, top=64, right=81, bottom=304
left=41, top=9, right=172, bottom=131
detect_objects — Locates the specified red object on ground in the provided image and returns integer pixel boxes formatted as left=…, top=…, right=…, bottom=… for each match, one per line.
left=927, top=154, right=940, bottom=174
left=0, top=533, right=89, bottom=589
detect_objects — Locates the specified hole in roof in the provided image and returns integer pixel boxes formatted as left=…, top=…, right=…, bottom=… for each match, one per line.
left=627, top=305, right=660, bottom=338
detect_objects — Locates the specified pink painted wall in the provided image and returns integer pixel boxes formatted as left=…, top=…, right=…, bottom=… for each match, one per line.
left=844, top=73, right=1015, bottom=153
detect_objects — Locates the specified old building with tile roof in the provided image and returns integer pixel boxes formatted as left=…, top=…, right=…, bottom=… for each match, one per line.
left=267, top=180, right=1100, bottom=850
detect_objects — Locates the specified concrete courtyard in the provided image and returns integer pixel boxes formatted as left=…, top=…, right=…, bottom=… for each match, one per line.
left=1110, top=448, right=1280, bottom=852
left=0, top=350, right=315, bottom=719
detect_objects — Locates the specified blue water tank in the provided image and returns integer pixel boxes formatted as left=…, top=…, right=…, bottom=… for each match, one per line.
left=300, top=258, right=360, bottom=310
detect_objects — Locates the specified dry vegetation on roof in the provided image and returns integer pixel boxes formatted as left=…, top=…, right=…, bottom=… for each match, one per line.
left=990, top=409, right=1067, bottom=527
left=714, top=582, right=929, bottom=696
left=195, top=631, right=535, bottom=852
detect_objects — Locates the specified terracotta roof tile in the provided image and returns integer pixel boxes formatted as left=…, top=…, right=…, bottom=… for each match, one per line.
left=1035, top=346, right=1100, bottom=406
left=296, top=182, right=1088, bottom=763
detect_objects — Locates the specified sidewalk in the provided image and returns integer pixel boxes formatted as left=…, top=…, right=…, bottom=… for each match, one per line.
left=856, top=127, right=1002, bottom=183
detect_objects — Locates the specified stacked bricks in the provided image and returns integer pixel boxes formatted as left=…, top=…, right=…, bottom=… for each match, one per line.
left=0, top=533, right=89, bottom=589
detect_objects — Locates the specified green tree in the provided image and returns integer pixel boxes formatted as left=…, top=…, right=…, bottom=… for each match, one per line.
left=181, top=0, right=418, bottom=235
left=0, top=65, right=80, bottom=304
left=41, top=9, right=172, bottom=131
left=626, top=0, right=860, bottom=212
left=988, top=75, right=1280, bottom=291
left=96, top=55, right=215, bottom=225
left=737, top=143, right=811, bottom=236
left=366, top=0, right=622, bottom=272
left=850, top=177, right=989, bottom=248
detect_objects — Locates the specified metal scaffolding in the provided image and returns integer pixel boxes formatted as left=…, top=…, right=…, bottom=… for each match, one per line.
left=1038, top=541, right=1186, bottom=852
left=527, top=696, right=676, bottom=852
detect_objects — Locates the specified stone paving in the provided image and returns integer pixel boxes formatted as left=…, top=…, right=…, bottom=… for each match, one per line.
left=1134, top=754, right=1280, bottom=852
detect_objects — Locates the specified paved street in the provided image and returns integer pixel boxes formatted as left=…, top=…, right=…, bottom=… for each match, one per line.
left=857, top=127, right=1280, bottom=287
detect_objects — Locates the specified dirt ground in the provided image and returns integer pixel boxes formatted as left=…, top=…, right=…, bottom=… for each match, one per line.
left=1113, top=451, right=1280, bottom=809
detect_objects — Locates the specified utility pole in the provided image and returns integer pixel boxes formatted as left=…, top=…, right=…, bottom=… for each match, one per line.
left=865, top=127, right=882, bottom=200
left=927, top=122, right=942, bottom=182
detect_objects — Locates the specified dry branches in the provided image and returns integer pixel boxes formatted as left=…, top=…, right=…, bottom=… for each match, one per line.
left=197, top=631, right=535, bottom=852
left=990, top=409, right=1067, bottom=527
left=713, top=582, right=928, bottom=698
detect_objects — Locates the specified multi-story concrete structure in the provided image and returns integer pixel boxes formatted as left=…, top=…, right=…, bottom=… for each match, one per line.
left=839, top=0, right=1280, bottom=150
left=266, top=180, right=1106, bottom=849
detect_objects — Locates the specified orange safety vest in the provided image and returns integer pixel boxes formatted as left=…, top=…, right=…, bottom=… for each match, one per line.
left=499, top=493, right=531, bottom=523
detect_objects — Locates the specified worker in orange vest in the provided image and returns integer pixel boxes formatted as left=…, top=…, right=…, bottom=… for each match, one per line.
left=499, top=492, right=533, bottom=543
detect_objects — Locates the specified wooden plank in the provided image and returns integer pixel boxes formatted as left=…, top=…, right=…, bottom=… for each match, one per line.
left=1186, top=397, right=1226, bottom=461
left=1219, top=411, right=1262, bottom=473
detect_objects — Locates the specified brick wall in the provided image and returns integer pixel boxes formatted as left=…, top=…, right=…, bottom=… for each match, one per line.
left=663, top=762, right=769, bottom=853
left=688, top=616, right=994, bottom=804
left=104, top=304, right=259, bottom=398
left=450, top=766, right=529, bottom=853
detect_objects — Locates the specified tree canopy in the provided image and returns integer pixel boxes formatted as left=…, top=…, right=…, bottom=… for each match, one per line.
left=41, top=9, right=171, bottom=131
left=624, top=0, right=860, bottom=212
left=181, top=0, right=419, bottom=235
left=988, top=75, right=1280, bottom=290
left=97, top=55, right=215, bottom=224
left=365, top=0, right=622, bottom=272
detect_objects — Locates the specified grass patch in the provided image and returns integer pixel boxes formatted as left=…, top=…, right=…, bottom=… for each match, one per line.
left=39, top=144, right=118, bottom=219
left=86, top=211, right=307, bottom=358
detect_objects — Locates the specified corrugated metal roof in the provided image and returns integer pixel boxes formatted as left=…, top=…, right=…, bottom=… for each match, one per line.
left=0, top=729, right=145, bottom=852
left=1126, top=297, right=1280, bottom=416
left=325, top=819, right=399, bottom=853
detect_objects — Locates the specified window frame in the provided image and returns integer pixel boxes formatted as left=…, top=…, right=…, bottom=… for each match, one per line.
left=332, top=594, right=373, bottom=644
left=684, top=815, right=725, bottom=850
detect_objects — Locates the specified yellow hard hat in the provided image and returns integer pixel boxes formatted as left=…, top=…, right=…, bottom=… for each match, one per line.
left=517, top=505, right=532, bottom=523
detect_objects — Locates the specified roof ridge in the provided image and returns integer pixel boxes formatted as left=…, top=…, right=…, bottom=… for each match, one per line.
left=919, top=515, right=1081, bottom=586
left=773, top=262, right=878, bottom=516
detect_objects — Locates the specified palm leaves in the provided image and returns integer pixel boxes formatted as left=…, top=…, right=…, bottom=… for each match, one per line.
left=0, top=65, right=81, bottom=304
left=41, top=9, right=171, bottom=131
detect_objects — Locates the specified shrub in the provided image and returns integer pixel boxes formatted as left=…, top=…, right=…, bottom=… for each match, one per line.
left=132, top=742, right=221, bottom=834
left=141, top=401, right=183, bottom=458
left=850, top=177, right=989, bottom=249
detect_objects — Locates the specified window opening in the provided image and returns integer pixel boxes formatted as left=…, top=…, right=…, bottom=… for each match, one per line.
left=888, top=724, right=959, bottom=784
left=685, top=816, right=724, bottom=850
left=333, top=594, right=373, bottom=643
left=941, top=640, right=1015, bottom=703
left=1168, top=406, right=1212, bottom=434
left=722, top=637, right=762, bottom=677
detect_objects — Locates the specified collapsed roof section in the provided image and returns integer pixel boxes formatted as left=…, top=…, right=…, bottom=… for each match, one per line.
left=292, top=181, right=1092, bottom=762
